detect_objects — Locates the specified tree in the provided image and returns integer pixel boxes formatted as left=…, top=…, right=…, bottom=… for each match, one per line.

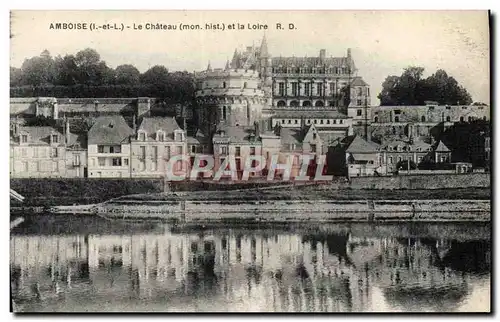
left=140, top=65, right=170, bottom=85
left=115, top=64, right=140, bottom=85
left=10, top=67, right=23, bottom=87
left=74, top=48, right=107, bottom=85
left=53, top=55, right=79, bottom=86
left=378, top=67, right=473, bottom=106
left=20, top=50, right=56, bottom=85
left=377, top=75, right=399, bottom=106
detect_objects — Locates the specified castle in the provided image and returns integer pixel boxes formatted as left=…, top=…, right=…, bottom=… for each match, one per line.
left=9, top=36, right=491, bottom=179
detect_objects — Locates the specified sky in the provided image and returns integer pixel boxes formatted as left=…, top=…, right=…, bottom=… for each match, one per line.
left=10, top=10, right=490, bottom=106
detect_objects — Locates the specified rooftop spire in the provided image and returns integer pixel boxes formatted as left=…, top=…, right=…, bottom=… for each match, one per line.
left=260, top=34, right=268, bottom=57
left=225, top=59, right=230, bottom=70
left=206, top=61, right=212, bottom=71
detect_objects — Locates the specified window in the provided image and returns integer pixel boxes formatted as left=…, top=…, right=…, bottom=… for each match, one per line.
left=374, top=116, right=378, bottom=123
left=191, top=145, right=196, bottom=153
left=164, top=146, right=171, bottom=159
left=314, top=120, right=317, bottom=124
left=51, top=134, right=58, bottom=143
left=326, top=120, right=330, bottom=124
left=357, top=109, right=362, bottom=116
left=139, top=146, right=146, bottom=159
left=310, top=144, right=317, bottom=153
left=317, top=84, right=323, bottom=96
left=291, top=144, right=296, bottom=150
left=320, top=120, right=324, bottom=124
left=394, top=110, right=401, bottom=115
left=357, top=87, right=362, bottom=96
left=223, top=81, right=226, bottom=89
left=98, top=157, right=105, bottom=167
left=123, top=158, right=129, bottom=166
left=417, top=157, right=422, bottom=163
left=460, top=116, right=465, bottom=122
left=157, top=132, right=165, bottom=141
left=292, top=83, right=298, bottom=96
left=152, top=146, right=158, bottom=159
left=151, top=161, right=157, bottom=171
left=250, top=147, right=256, bottom=155
left=421, top=116, right=426, bottom=122
left=339, top=120, right=344, bottom=124
left=294, top=119, right=298, bottom=124
left=288, top=120, right=291, bottom=124
left=281, top=119, right=285, bottom=124
left=176, top=146, right=183, bottom=154
left=446, top=116, right=451, bottom=122
left=394, top=116, right=400, bottom=123
left=357, top=100, right=363, bottom=106
left=304, top=83, right=311, bottom=96
left=51, top=148, right=58, bottom=158
left=112, top=158, right=122, bottom=166
left=138, top=132, right=146, bottom=141
left=397, top=157, right=402, bottom=162
left=243, top=82, right=247, bottom=89
left=98, top=145, right=104, bottom=153
left=20, top=135, right=27, bottom=143
left=446, top=106, right=451, bottom=110
left=222, top=106, right=227, bottom=120
left=278, top=83, right=285, bottom=96
left=235, top=147, right=241, bottom=157
left=329, top=83, right=335, bottom=94
left=333, top=120, right=337, bottom=124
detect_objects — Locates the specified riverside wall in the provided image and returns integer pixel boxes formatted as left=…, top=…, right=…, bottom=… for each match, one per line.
left=10, top=173, right=491, bottom=206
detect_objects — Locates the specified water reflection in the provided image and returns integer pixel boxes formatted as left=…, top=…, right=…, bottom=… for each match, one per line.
left=10, top=223, right=490, bottom=312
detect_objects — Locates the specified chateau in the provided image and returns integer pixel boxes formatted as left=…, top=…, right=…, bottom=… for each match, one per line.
left=9, top=36, right=491, bottom=179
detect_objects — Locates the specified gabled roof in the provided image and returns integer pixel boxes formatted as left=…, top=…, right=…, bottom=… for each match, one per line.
left=346, top=135, right=379, bottom=153
left=351, top=77, right=368, bottom=87
left=88, top=116, right=133, bottom=145
left=434, top=140, right=451, bottom=152
left=138, top=117, right=182, bottom=140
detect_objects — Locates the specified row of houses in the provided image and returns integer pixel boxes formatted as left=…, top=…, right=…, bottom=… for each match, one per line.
left=10, top=113, right=457, bottom=180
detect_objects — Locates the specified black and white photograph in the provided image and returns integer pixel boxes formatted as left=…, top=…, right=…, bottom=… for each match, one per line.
left=8, top=10, right=491, bottom=313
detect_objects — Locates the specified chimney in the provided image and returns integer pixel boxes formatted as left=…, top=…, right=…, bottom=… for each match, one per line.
left=65, top=119, right=71, bottom=144
left=132, top=114, right=137, bottom=132
left=319, top=49, right=326, bottom=62
left=348, top=125, right=354, bottom=136
left=300, top=116, right=305, bottom=129
left=94, top=100, right=99, bottom=111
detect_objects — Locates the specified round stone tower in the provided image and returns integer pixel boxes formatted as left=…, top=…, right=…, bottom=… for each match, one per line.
left=195, top=63, right=266, bottom=134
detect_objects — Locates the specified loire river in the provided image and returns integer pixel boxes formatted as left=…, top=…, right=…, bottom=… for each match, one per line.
left=10, top=215, right=491, bottom=312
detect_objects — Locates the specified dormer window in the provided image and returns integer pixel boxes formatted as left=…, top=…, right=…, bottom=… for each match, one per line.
left=156, top=131, right=165, bottom=142
left=138, top=131, right=146, bottom=141
left=20, top=134, right=28, bottom=144
left=174, top=130, right=184, bottom=142
left=51, top=134, right=59, bottom=144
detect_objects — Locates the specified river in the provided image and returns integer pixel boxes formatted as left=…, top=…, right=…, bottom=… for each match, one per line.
left=10, top=214, right=491, bottom=312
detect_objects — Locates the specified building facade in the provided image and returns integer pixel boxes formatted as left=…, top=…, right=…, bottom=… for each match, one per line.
left=87, top=116, right=133, bottom=178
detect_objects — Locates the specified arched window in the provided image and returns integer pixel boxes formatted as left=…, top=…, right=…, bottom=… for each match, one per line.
left=446, top=116, right=451, bottom=122
left=277, top=100, right=286, bottom=107
left=394, top=116, right=400, bottom=123
left=421, top=115, right=426, bottom=122
left=374, top=116, right=378, bottom=123
left=315, top=100, right=324, bottom=107
left=247, top=106, right=250, bottom=121
left=302, top=101, right=312, bottom=107
left=222, top=106, right=227, bottom=120
left=468, top=116, right=473, bottom=122
left=392, top=127, right=396, bottom=135
left=243, top=82, right=247, bottom=89
left=460, top=116, right=464, bottom=122
left=290, top=100, right=299, bottom=107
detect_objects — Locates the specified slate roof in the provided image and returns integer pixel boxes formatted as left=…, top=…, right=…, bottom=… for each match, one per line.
left=381, top=139, right=431, bottom=151
left=15, top=126, right=64, bottom=146
left=279, top=128, right=304, bottom=145
left=273, top=110, right=349, bottom=119
left=351, top=77, right=369, bottom=87
left=88, top=116, right=133, bottom=145
left=346, top=135, right=380, bottom=153
left=434, top=140, right=451, bottom=152
left=272, top=56, right=353, bottom=68
left=137, top=117, right=182, bottom=141
left=213, top=124, right=259, bottom=144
